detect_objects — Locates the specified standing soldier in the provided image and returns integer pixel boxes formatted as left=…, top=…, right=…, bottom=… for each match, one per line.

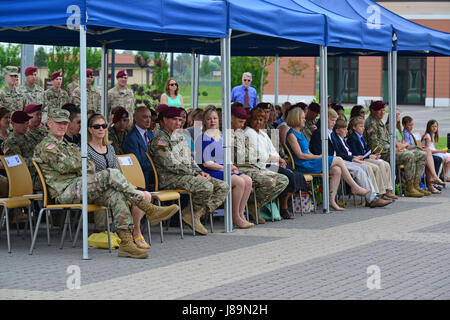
left=0, top=66, right=26, bottom=112
left=24, top=103, right=47, bottom=146
left=1, top=110, right=41, bottom=190
left=149, top=105, right=229, bottom=235
left=108, top=107, right=130, bottom=155
left=229, top=103, right=289, bottom=224
left=32, top=108, right=179, bottom=259
left=19, top=66, right=44, bottom=106
left=67, top=74, right=79, bottom=97
left=108, top=69, right=135, bottom=121
left=71, top=69, right=101, bottom=114
left=364, top=100, right=428, bottom=198
left=42, top=71, right=69, bottom=123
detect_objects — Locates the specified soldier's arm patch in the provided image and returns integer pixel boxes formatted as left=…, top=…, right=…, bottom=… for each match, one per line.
left=367, top=128, right=373, bottom=133
left=3, top=147, right=8, bottom=154
left=157, top=140, right=167, bottom=147
left=46, top=144, right=56, bottom=150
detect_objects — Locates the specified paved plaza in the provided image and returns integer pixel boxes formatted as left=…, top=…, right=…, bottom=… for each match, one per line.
left=1, top=106, right=449, bottom=301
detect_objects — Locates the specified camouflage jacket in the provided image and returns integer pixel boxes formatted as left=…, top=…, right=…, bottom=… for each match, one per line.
left=43, top=88, right=70, bottom=121
left=67, top=82, right=79, bottom=97
left=107, top=86, right=135, bottom=119
left=301, top=118, right=317, bottom=142
left=231, top=129, right=260, bottom=169
left=149, top=128, right=202, bottom=189
left=26, top=125, right=48, bottom=146
left=108, top=126, right=128, bottom=155
left=19, top=84, right=44, bottom=106
left=33, top=133, right=95, bottom=199
left=363, top=114, right=390, bottom=159
left=0, top=86, right=26, bottom=112
left=71, top=86, right=101, bottom=113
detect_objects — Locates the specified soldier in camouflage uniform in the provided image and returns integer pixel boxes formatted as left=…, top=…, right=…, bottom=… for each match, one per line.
left=71, top=69, right=101, bottom=114
left=33, top=109, right=179, bottom=259
left=149, top=105, right=229, bottom=235
left=42, top=71, right=69, bottom=124
left=301, top=102, right=320, bottom=142
left=0, top=66, right=26, bottom=113
left=108, top=69, right=135, bottom=121
left=1, top=111, right=41, bottom=191
left=108, top=107, right=129, bottom=155
left=67, top=74, right=79, bottom=97
left=19, top=66, right=44, bottom=106
left=24, top=104, right=48, bottom=146
left=364, top=100, right=428, bottom=198
left=230, top=103, right=289, bottom=224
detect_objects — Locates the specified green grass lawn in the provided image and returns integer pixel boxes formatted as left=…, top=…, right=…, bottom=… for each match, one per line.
left=435, top=137, right=448, bottom=150
left=179, top=84, right=222, bottom=108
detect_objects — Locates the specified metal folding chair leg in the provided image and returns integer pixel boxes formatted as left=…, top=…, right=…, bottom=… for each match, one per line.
left=253, top=191, right=259, bottom=224
left=29, top=207, right=46, bottom=255
left=1, top=207, right=11, bottom=253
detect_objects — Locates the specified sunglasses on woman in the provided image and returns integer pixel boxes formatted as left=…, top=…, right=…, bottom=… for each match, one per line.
left=90, top=124, right=108, bottom=130
left=169, top=83, right=178, bottom=87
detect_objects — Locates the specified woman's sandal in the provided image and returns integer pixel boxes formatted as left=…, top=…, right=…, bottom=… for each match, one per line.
left=133, top=236, right=151, bottom=249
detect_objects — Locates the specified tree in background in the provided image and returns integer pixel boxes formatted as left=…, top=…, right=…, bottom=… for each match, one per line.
left=200, top=55, right=211, bottom=78
left=34, top=47, right=48, bottom=67
left=0, top=43, right=21, bottom=69
left=256, top=57, right=275, bottom=102
left=153, top=52, right=169, bottom=93
left=173, top=53, right=192, bottom=81
left=135, top=51, right=152, bottom=86
left=281, top=59, right=309, bottom=101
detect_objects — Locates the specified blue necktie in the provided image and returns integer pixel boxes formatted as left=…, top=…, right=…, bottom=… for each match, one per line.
left=359, top=135, right=366, bottom=152
left=144, top=131, right=149, bottom=145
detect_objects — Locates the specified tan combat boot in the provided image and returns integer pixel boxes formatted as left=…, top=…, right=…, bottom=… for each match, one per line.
left=247, top=202, right=265, bottom=224
left=404, top=181, right=423, bottom=198
left=384, top=189, right=399, bottom=200
left=182, top=207, right=208, bottom=235
left=136, top=200, right=179, bottom=226
left=117, top=229, right=149, bottom=259
left=415, top=179, right=431, bottom=196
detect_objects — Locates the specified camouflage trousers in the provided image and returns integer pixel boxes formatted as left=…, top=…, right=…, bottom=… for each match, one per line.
left=55, top=168, right=143, bottom=232
left=162, top=175, right=229, bottom=215
left=383, top=150, right=427, bottom=182
left=236, top=166, right=289, bottom=208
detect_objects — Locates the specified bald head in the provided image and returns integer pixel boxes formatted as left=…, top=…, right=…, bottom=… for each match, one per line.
left=134, top=106, right=152, bottom=130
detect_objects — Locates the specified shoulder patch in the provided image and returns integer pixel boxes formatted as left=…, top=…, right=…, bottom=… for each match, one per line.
left=3, top=147, right=9, bottom=154
left=367, top=128, right=373, bottom=133
left=46, top=144, right=56, bottom=150
left=157, top=140, right=168, bottom=147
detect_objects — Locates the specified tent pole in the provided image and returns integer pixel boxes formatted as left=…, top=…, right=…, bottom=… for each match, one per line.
left=320, top=45, right=329, bottom=213
left=196, top=54, right=201, bottom=108
left=391, top=50, right=398, bottom=192
left=274, top=54, right=279, bottom=106
left=388, top=52, right=395, bottom=192
left=101, top=43, right=108, bottom=117
left=80, top=24, right=89, bottom=260
left=221, top=30, right=232, bottom=233
left=191, top=50, right=195, bottom=108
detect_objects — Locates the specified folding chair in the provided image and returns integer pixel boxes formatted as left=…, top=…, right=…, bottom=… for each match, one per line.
left=145, top=152, right=203, bottom=235
left=30, top=160, right=111, bottom=255
left=0, top=155, right=38, bottom=253
left=117, top=154, right=182, bottom=242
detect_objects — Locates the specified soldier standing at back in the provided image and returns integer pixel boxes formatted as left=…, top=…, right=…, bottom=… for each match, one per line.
left=19, top=66, right=44, bottom=106
left=67, top=74, right=79, bottom=97
left=71, top=69, right=101, bottom=114
left=42, top=71, right=69, bottom=124
left=0, top=66, right=26, bottom=112
left=33, top=108, right=179, bottom=259
left=108, top=69, right=135, bottom=122
left=24, top=103, right=48, bottom=146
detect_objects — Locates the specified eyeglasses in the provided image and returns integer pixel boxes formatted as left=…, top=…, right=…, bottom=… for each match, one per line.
left=169, top=83, right=178, bottom=87
left=90, top=124, right=107, bottom=130
left=243, top=79, right=251, bottom=82
left=87, top=75, right=94, bottom=78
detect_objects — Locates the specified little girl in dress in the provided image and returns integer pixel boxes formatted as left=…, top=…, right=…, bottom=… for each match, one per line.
left=422, top=120, right=450, bottom=182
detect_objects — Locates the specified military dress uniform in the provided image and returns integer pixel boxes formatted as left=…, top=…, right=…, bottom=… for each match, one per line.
left=42, top=88, right=69, bottom=123
left=71, top=86, right=101, bottom=114
left=107, top=86, right=135, bottom=120
left=364, top=113, right=427, bottom=196
left=19, top=84, right=44, bottom=106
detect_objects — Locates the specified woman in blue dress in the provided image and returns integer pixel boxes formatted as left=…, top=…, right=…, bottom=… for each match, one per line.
left=285, top=107, right=369, bottom=211
left=196, top=106, right=254, bottom=228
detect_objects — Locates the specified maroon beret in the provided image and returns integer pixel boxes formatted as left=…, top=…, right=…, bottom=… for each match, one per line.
left=25, top=66, right=38, bottom=77
left=24, top=104, right=42, bottom=114
left=231, top=105, right=250, bottom=119
left=369, top=100, right=387, bottom=111
left=112, top=107, right=129, bottom=123
left=11, top=111, right=32, bottom=124
left=50, top=71, right=62, bottom=81
left=116, top=69, right=128, bottom=79
left=161, top=107, right=185, bottom=118
left=86, top=69, right=94, bottom=77
left=308, top=102, right=320, bottom=114
left=155, top=104, right=169, bottom=114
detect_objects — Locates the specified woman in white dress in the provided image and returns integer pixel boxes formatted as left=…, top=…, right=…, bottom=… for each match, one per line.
left=422, top=119, right=450, bottom=182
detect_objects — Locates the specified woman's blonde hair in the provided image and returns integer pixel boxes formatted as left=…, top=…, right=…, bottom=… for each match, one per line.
left=87, top=113, right=111, bottom=146
left=285, top=107, right=304, bottom=128
left=202, top=105, right=219, bottom=132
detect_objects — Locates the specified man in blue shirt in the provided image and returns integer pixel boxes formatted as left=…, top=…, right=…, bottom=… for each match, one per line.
left=231, top=72, right=258, bottom=109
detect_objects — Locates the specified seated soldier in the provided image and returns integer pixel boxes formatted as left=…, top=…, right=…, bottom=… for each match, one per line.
left=61, top=103, right=81, bottom=146
left=364, top=101, right=427, bottom=197
left=33, top=109, right=179, bottom=259
left=108, top=107, right=129, bottom=155
left=301, top=102, right=320, bottom=142
left=2, top=110, right=41, bottom=191
left=149, top=105, right=229, bottom=235
left=24, top=103, right=48, bottom=146
left=230, top=102, right=289, bottom=223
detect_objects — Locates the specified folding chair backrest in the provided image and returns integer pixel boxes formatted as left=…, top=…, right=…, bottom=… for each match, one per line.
left=282, top=143, right=296, bottom=170
left=116, top=154, right=146, bottom=189
left=0, top=155, right=33, bottom=198
left=145, top=152, right=159, bottom=191
left=32, top=160, right=50, bottom=207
